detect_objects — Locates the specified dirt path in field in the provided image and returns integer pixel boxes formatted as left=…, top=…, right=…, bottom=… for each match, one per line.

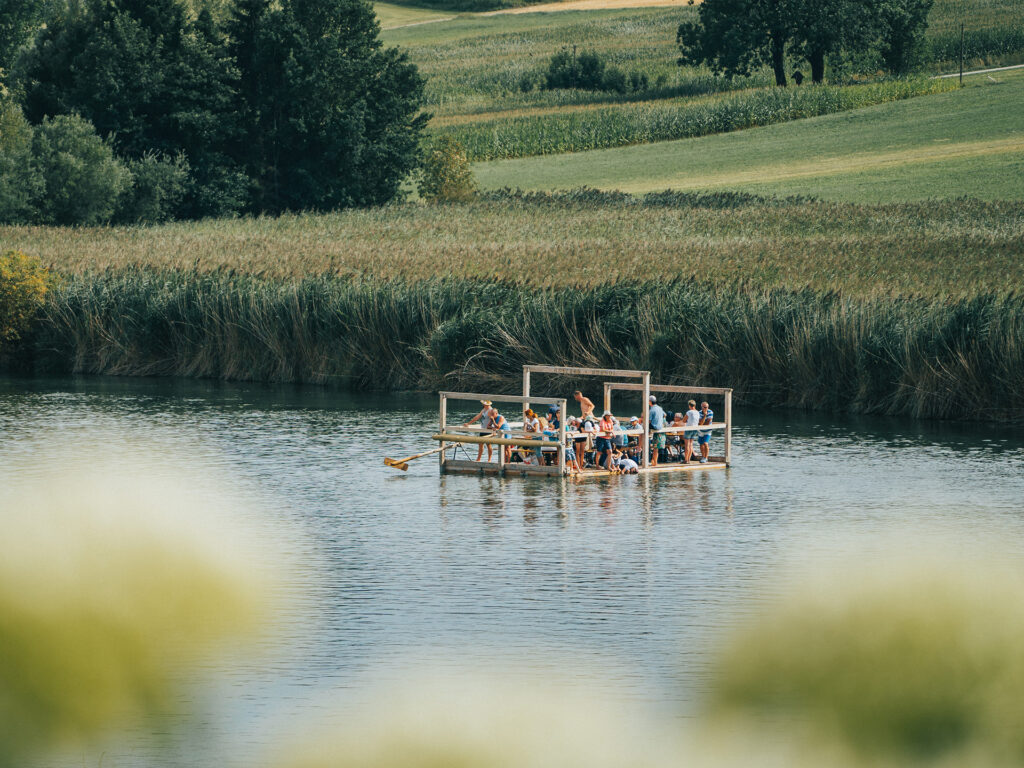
left=484, top=0, right=698, bottom=15
left=384, top=15, right=456, bottom=29
left=613, top=137, right=1024, bottom=193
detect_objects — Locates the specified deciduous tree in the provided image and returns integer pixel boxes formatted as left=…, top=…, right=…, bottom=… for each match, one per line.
left=227, top=0, right=427, bottom=212
left=16, top=0, right=244, bottom=217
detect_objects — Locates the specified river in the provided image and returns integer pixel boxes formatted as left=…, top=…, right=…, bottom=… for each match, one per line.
left=1, top=374, right=1022, bottom=766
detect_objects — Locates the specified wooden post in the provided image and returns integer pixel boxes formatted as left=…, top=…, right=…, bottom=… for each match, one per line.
left=558, top=398, right=567, bottom=475
left=439, top=393, right=448, bottom=472
left=523, top=366, right=531, bottom=415
left=724, top=389, right=733, bottom=466
left=642, top=372, right=650, bottom=469
left=603, top=382, right=612, bottom=415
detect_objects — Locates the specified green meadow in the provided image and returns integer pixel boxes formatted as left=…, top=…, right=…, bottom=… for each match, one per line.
left=474, top=70, right=1024, bottom=200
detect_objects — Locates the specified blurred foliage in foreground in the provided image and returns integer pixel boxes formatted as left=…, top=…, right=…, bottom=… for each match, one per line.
left=0, top=452, right=270, bottom=765
left=710, top=552, right=1024, bottom=765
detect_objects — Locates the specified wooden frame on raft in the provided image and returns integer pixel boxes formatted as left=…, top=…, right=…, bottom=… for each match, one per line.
left=603, top=382, right=733, bottom=466
left=432, top=366, right=732, bottom=478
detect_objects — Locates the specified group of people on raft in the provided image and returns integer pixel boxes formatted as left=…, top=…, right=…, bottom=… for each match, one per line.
left=463, top=390, right=715, bottom=474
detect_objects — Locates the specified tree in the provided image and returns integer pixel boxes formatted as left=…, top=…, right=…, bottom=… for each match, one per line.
left=871, top=0, right=934, bottom=74
left=678, top=0, right=797, bottom=87
left=31, top=114, right=130, bottom=225
left=226, top=0, right=427, bottom=213
left=115, top=152, right=191, bottom=224
left=0, top=250, right=50, bottom=348
left=791, top=0, right=872, bottom=83
left=0, top=0, right=54, bottom=78
left=15, top=0, right=244, bottom=217
left=0, top=97, right=42, bottom=223
left=417, top=136, right=476, bottom=203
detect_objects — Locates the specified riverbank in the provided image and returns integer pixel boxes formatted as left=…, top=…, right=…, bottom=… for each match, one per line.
left=4, top=195, right=1022, bottom=421
left=5, top=272, right=1020, bottom=422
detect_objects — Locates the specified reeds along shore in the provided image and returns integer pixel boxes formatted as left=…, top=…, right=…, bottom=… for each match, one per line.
left=13, top=272, right=1024, bottom=422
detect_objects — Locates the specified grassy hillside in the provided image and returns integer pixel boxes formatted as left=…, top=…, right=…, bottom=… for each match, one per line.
left=474, top=70, right=1024, bottom=201
left=376, top=0, right=1024, bottom=161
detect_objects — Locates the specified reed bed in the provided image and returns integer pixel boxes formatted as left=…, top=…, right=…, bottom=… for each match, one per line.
left=439, top=78, right=958, bottom=160
left=10, top=269, right=1023, bottom=421
left=7, top=194, right=1022, bottom=296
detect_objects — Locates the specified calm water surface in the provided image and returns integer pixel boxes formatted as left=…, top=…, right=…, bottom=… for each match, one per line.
left=1, top=375, right=1023, bottom=766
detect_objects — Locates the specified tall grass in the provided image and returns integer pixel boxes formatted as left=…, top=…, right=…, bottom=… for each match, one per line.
left=4, top=194, right=1023, bottom=295
left=438, top=78, right=958, bottom=160
left=15, top=270, right=1024, bottom=421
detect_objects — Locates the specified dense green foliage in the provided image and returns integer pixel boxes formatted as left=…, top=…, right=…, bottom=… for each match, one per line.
left=14, top=269, right=1023, bottom=420
left=30, top=115, right=131, bottom=226
left=7, top=0, right=424, bottom=221
left=0, top=0, right=53, bottom=76
left=115, top=153, right=192, bottom=225
left=541, top=48, right=650, bottom=94
left=5, top=193, right=1021, bottom=419
left=0, top=97, right=41, bottom=223
left=227, top=0, right=426, bottom=212
left=679, top=0, right=935, bottom=85
left=17, top=0, right=244, bottom=218
left=442, top=77, right=955, bottom=160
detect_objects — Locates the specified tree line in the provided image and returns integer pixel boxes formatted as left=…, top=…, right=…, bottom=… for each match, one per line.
left=679, top=0, right=934, bottom=86
left=0, top=0, right=426, bottom=224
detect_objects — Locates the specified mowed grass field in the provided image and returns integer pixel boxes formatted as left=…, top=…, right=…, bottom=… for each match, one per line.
left=474, top=69, right=1024, bottom=201
left=375, top=1, right=454, bottom=29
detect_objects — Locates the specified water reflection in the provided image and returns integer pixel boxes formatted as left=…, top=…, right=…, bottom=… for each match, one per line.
left=1, top=374, right=1023, bottom=768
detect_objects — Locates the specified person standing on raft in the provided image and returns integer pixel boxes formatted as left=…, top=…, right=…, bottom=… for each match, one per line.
left=464, top=399, right=494, bottom=462
left=698, top=400, right=714, bottom=464
left=574, top=390, right=595, bottom=420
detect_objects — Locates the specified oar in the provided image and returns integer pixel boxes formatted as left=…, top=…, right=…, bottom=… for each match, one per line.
left=384, top=443, right=454, bottom=471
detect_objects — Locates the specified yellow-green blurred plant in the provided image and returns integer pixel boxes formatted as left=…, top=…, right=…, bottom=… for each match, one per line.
left=417, top=136, right=477, bottom=203
left=0, top=249, right=51, bottom=347
left=0, top=458, right=271, bottom=765
left=277, top=674, right=676, bottom=768
left=708, top=553, right=1024, bottom=765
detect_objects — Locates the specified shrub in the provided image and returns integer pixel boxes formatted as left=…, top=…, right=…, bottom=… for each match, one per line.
left=544, top=48, right=606, bottom=90
left=601, top=66, right=628, bottom=94
left=417, top=136, right=477, bottom=203
left=0, top=250, right=51, bottom=347
left=31, top=115, right=130, bottom=226
left=116, top=152, right=191, bottom=225
left=0, top=99, right=43, bottom=224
